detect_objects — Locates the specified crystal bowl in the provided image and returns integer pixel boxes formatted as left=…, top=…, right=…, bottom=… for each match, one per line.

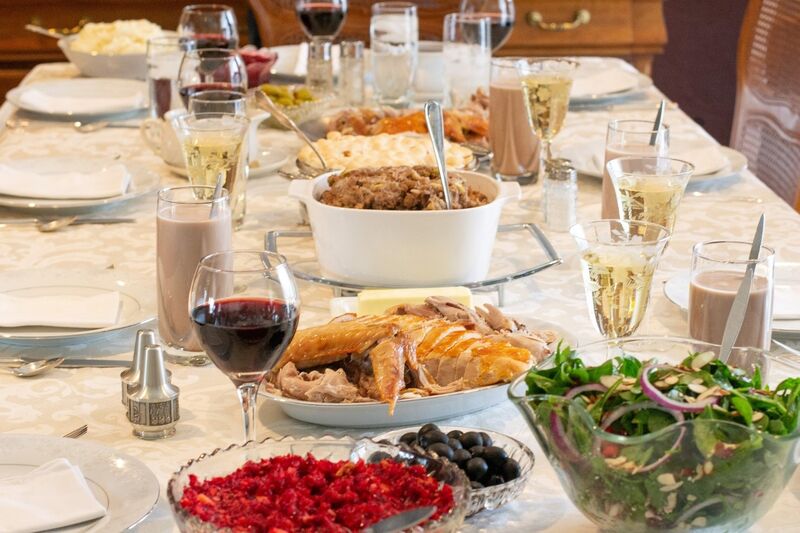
left=167, top=435, right=470, bottom=532
left=377, top=426, right=535, bottom=516
left=508, top=336, right=800, bottom=532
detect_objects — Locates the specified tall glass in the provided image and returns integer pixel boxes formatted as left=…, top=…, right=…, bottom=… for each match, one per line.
left=689, top=240, right=775, bottom=349
left=459, top=0, right=515, bottom=52
left=306, top=39, right=334, bottom=96
left=157, top=186, right=232, bottom=366
left=443, top=13, right=491, bottom=107
left=489, top=58, right=539, bottom=183
left=190, top=251, right=300, bottom=443
left=146, top=36, right=185, bottom=119
left=295, top=0, right=348, bottom=41
left=606, top=156, right=694, bottom=235
left=178, top=4, right=239, bottom=49
left=516, top=58, right=578, bottom=186
left=177, top=48, right=247, bottom=108
left=602, top=119, right=669, bottom=219
left=571, top=220, right=671, bottom=339
left=370, top=2, right=419, bottom=107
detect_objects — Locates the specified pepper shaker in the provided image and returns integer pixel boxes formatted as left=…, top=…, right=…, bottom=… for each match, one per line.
left=126, top=344, right=180, bottom=440
left=542, top=158, right=578, bottom=232
left=120, top=329, right=156, bottom=406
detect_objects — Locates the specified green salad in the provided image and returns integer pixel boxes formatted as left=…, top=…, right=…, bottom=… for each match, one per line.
left=524, top=343, right=800, bottom=530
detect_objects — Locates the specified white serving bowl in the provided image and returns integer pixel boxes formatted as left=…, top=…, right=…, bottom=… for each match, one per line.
left=288, top=170, right=520, bottom=285
left=58, top=36, right=147, bottom=80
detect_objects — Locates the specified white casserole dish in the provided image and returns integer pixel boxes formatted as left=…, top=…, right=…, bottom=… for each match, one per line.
left=288, top=170, right=521, bottom=286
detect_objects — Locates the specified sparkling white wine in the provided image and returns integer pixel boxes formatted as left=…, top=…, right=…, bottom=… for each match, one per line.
left=520, top=74, right=572, bottom=141
left=580, top=248, right=658, bottom=338
left=183, top=132, right=244, bottom=198
left=615, top=176, right=686, bottom=233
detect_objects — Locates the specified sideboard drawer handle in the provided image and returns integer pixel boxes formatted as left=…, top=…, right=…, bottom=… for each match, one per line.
left=526, top=9, right=591, bottom=32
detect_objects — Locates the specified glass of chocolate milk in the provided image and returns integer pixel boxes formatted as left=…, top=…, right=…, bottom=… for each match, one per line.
left=157, top=186, right=232, bottom=365
left=489, top=58, right=539, bottom=184
left=689, top=240, right=775, bottom=349
left=601, top=120, right=669, bottom=219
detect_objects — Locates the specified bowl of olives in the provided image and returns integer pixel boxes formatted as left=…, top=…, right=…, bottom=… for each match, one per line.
left=376, top=424, right=535, bottom=516
left=258, top=83, right=331, bottom=127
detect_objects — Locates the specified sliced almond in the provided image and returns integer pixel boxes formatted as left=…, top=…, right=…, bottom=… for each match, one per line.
left=664, top=375, right=679, bottom=385
left=692, top=378, right=704, bottom=385
left=600, top=375, right=622, bottom=389
left=665, top=492, right=678, bottom=513
left=691, top=351, right=716, bottom=370
left=605, top=455, right=627, bottom=467
left=660, top=481, right=683, bottom=492
left=654, top=380, right=667, bottom=388
left=703, top=461, right=714, bottom=475
left=752, top=411, right=765, bottom=422
left=697, top=386, right=721, bottom=401
left=688, top=383, right=708, bottom=394
left=657, top=473, right=676, bottom=485
left=687, top=494, right=697, bottom=502
left=622, top=377, right=637, bottom=385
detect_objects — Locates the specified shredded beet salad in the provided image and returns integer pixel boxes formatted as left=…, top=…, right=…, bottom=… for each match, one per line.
left=180, top=454, right=455, bottom=532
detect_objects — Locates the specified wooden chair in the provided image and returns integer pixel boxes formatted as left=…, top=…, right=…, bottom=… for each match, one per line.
left=730, top=0, right=800, bottom=209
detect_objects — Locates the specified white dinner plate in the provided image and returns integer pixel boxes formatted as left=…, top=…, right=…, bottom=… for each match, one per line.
left=569, top=57, right=653, bottom=105
left=260, top=317, right=575, bottom=428
left=0, top=434, right=159, bottom=532
left=6, top=79, right=147, bottom=120
left=0, top=269, right=156, bottom=345
left=0, top=157, right=160, bottom=212
left=166, top=145, right=292, bottom=180
left=663, top=264, right=800, bottom=339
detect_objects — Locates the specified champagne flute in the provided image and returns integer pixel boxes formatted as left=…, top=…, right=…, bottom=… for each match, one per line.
left=295, top=0, right=348, bottom=42
left=178, top=48, right=247, bottom=107
left=516, top=58, right=578, bottom=185
left=190, top=251, right=300, bottom=442
left=459, top=0, right=515, bottom=52
left=570, top=220, right=671, bottom=339
left=178, top=4, right=239, bottom=49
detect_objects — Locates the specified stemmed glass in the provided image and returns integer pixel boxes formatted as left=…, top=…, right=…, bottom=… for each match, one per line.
left=459, top=0, right=515, bottom=52
left=516, top=58, right=578, bottom=184
left=178, top=4, right=239, bottom=49
left=295, top=0, right=348, bottom=42
left=178, top=48, right=247, bottom=107
left=190, top=251, right=300, bottom=443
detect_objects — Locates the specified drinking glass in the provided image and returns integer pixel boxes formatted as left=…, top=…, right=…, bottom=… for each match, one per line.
left=370, top=2, right=419, bottom=107
left=146, top=36, right=185, bottom=119
left=516, top=58, right=578, bottom=185
left=190, top=251, right=300, bottom=443
left=295, top=0, right=348, bottom=41
left=178, top=48, right=247, bottom=108
left=570, top=220, right=671, bottom=339
left=178, top=4, right=239, bottom=49
left=157, top=186, right=232, bottom=366
left=339, top=40, right=365, bottom=105
left=443, top=13, right=491, bottom=107
left=606, top=156, right=694, bottom=234
left=306, top=39, right=334, bottom=96
left=689, top=240, right=775, bottom=349
left=602, top=119, right=670, bottom=219
left=459, top=0, right=515, bottom=52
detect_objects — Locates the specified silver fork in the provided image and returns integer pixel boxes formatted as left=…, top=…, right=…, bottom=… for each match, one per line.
left=63, top=424, right=88, bottom=439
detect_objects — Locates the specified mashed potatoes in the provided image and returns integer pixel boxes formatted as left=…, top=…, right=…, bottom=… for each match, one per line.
left=70, top=20, right=163, bottom=55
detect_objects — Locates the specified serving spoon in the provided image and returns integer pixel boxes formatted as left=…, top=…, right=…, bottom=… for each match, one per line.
left=4, top=358, right=65, bottom=377
left=423, top=100, right=453, bottom=210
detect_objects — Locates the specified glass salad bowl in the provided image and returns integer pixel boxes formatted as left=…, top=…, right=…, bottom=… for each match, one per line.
left=508, top=337, right=800, bottom=532
left=167, top=435, right=470, bottom=532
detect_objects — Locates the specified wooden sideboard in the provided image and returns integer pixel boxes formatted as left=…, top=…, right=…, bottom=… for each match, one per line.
left=250, top=0, right=667, bottom=74
left=0, top=0, right=250, bottom=101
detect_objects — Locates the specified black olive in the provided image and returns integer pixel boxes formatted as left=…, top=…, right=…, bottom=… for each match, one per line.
left=399, top=432, right=418, bottom=445
left=479, top=432, right=493, bottom=447
left=452, top=448, right=471, bottom=466
left=502, top=458, right=521, bottom=481
left=465, top=457, right=489, bottom=481
left=427, top=442, right=454, bottom=460
left=468, top=445, right=486, bottom=458
left=368, top=451, right=392, bottom=464
left=484, top=474, right=505, bottom=486
left=483, top=446, right=509, bottom=467
left=469, top=480, right=484, bottom=490
left=423, top=430, right=449, bottom=446
left=417, top=433, right=430, bottom=448
left=448, top=437, right=463, bottom=450
left=447, top=429, right=464, bottom=440
left=460, top=431, right=483, bottom=449
left=419, top=423, right=440, bottom=436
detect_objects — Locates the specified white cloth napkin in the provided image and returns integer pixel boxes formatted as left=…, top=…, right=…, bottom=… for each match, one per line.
left=18, top=87, right=143, bottom=114
left=0, top=291, right=121, bottom=328
left=0, top=458, right=106, bottom=533
left=677, top=146, right=729, bottom=176
left=0, top=163, right=130, bottom=199
left=570, top=69, right=639, bottom=98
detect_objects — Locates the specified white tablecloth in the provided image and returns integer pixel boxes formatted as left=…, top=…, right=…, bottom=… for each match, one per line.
left=1, top=63, right=800, bottom=532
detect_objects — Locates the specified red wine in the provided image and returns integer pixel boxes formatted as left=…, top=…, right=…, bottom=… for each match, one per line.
left=297, top=3, right=346, bottom=38
left=150, top=77, right=176, bottom=119
left=179, top=83, right=245, bottom=107
left=188, top=33, right=238, bottom=50
left=192, top=297, right=299, bottom=385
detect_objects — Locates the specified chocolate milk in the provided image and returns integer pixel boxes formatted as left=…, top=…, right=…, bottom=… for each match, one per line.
left=157, top=203, right=232, bottom=352
left=689, top=270, right=772, bottom=349
left=489, top=82, right=539, bottom=181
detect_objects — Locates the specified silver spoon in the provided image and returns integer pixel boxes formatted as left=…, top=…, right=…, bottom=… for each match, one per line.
left=6, top=357, right=65, bottom=377
left=423, top=100, right=453, bottom=210
left=649, top=100, right=666, bottom=146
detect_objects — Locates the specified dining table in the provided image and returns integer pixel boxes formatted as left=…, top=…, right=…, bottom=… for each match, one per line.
left=1, top=60, right=800, bottom=532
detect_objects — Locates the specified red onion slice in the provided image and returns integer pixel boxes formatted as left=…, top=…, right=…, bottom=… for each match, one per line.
left=550, top=410, right=582, bottom=463
left=641, top=365, right=719, bottom=413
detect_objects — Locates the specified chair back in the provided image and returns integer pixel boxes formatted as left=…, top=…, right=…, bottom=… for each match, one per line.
left=731, top=0, right=800, bottom=208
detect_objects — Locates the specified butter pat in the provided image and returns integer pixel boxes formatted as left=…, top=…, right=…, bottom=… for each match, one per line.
left=356, top=287, right=473, bottom=316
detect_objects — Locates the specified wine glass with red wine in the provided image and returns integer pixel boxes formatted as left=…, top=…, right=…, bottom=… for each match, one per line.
left=460, top=0, right=515, bottom=52
left=178, top=4, right=239, bottom=49
left=177, top=48, right=247, bottom=108
left=296, top=0, right=348, bottom=41
left=190, top=251, right=300, bottom=443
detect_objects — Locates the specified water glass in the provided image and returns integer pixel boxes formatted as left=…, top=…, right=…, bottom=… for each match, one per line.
left=602, top=119, right=670, bottom=219
left=306, top=39, right=334, bottom=96
left=606, top=156, right=693, bottom=234
left=370, top=2, right=419, bottom=107
left=146, top=36, right=185, bottom=119
left=459, top=0, right=515, bottom=52
left=178, top=4, right=239, bottom=49
left=443, top=13, right=491, bottom=107
left=339, top=40, right=365, bottom=106
left=689, top=240, right=775, bottom=349
left=570, top=220, right=671, bottom=339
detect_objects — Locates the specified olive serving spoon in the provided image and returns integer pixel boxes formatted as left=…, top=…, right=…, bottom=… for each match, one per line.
left=3, top=357, right=65, bottom=378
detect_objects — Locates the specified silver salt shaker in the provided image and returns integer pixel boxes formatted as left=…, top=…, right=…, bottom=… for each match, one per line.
left=120, top=329, right=156, bottom=406
left=339, top=40, right=365, bottom=106
left=127, top=344, right=180, bottom=440
left=542, top=158, right=578, bottom=232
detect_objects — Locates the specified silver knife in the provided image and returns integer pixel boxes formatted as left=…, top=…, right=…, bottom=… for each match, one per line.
left=0, top=358, right=132, bottom=368
left=361, top=506, right=436, bottom=533
left=0, top=217, right=135, bottom=225
left=719, top=213, right=766, bottom=363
